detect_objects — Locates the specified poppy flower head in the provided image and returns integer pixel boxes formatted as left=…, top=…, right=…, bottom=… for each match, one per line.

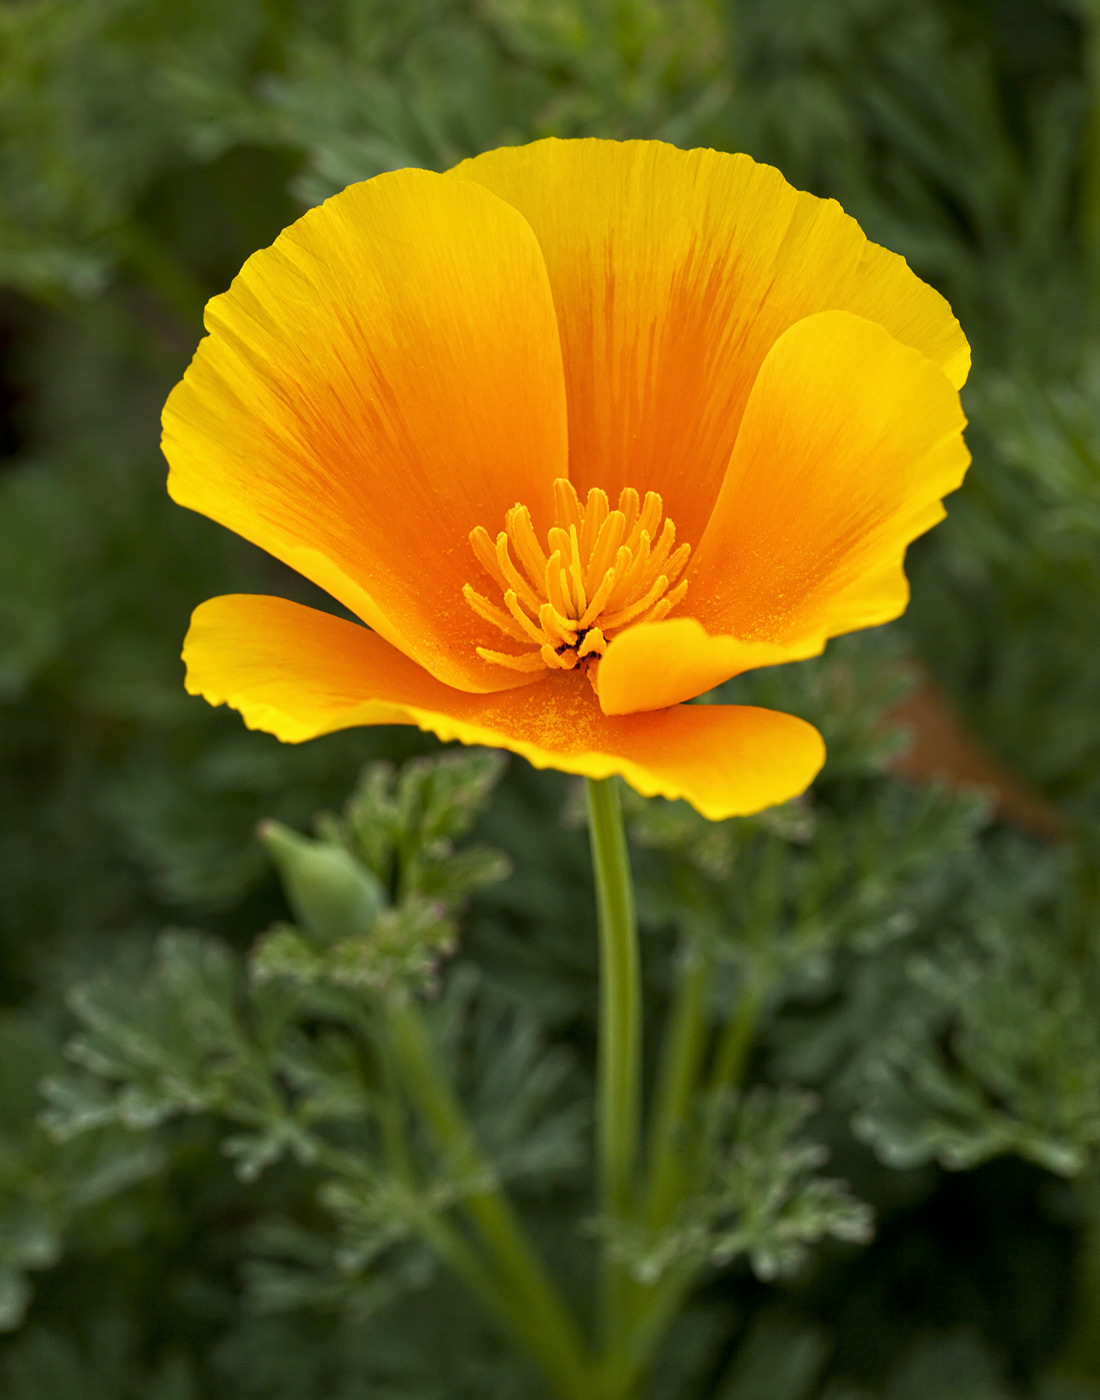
left=164, top=138, right=970, bottom=820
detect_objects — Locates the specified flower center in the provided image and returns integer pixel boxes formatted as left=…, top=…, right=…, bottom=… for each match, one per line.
left=463, top=478, right=690, bottom=693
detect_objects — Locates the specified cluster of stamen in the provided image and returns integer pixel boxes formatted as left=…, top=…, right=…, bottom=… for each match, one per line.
left=463, top=478, right=690, bottom=693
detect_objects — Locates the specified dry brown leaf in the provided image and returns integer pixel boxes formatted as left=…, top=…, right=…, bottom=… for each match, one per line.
left=881, top=667, right=1067, bottom=841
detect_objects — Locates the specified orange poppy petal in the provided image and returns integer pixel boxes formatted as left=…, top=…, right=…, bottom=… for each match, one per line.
left=163, top=168, right=568, bottom=694
left=184, top=594, right=825, bottom=820
left=597, top=618, right=825, bottom=716
left=687, top=311, right=970, bottom=647
left=451, top=139, right=969, bottom=547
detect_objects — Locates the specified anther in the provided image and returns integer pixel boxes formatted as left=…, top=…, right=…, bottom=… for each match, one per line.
left=470, top=526, right=506, bottom=587
left=463, top=583, right=531, bottom=643
left=476, top=645, right=546, bottom=672
left=504, top=590, right=548, bottom=645
left=507, top=505, right=549, bottom=587
left=496, top=534, right=541, bottom=612
left=554, top=478, right=583, bottom=532
left=580, top=488, right=609, bottom=558
left=618, top=487, right=641, bottom=535
left=585, top=510, right=627, bottom=592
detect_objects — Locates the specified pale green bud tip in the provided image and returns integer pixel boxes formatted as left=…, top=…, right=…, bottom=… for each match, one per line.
left=258, top=820, right=387, bottom=944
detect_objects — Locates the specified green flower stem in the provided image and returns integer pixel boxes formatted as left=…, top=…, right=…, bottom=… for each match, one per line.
left=627, top=951, right=768, bottom=1380
left=707, top=976, right=763, bottom=1099
left=585, top=777, right=643, bottom=1352
left=421, top=1215, right=542, bottom=1345
left=617, top=927, right=718, bottom=1388
left=384, top=994, right=592, bottom=1400
left=623, top=1258, right=700, bottom=1382
left=623, top=969, right=765, bottom=1386
left=319, top=1127, right=521, bottom=1359
left=369, top=1036, right=558, bottom=1375
left=643, top=923, right=714, bottom=1232
left=707, top=833, right=782, bottom=1101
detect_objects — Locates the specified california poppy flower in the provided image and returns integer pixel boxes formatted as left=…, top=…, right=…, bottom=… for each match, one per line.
left=164, top=139, right=969, bottom=820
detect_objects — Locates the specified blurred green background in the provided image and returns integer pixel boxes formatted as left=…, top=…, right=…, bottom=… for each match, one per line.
left=4, top=0, right=1100, bottom=1396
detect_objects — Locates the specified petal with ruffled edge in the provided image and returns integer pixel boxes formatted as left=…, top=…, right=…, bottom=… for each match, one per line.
left=686, top=311, right=969, bottom=653
left=164, top=168, right=567, bottom=694
left=451, top=138, right=969, bottom=548
left=184, top=595, right=825, bottom=820
left=594, top=312, right=968, bottom=715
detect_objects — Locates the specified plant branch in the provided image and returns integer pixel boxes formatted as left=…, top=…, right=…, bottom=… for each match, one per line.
left=643, top=921, right=714, bottom=1233
left=385, top=994, right=593, bottom=1398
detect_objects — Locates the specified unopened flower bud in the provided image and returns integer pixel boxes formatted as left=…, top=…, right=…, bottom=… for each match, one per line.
left=259, top=821, right=386, bottom=944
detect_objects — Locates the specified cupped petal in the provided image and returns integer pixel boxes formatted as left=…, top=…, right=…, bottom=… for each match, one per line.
left=451, top=138, right=969, bottom=547
left=687, top=311, right=970, bottom=648
left=185, top=594, right=825, bottom=819
left=164, top=168, right=568, bottom=694
left=597, top=617, right=825, bottom=716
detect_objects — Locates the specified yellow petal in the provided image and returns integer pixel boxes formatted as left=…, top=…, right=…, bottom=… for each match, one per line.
left=451, top=138, right=969, bottom=548
left=164, top=168, right=567, bottom=694
left=688, top=311, right=970, bottom=647
left=184, top=594, right=825, bottom=820
left=597, top=617, right=825, bottom=716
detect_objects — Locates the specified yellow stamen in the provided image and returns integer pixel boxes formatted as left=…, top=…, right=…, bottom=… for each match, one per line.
left=608, top=530, right=652, bottom=610
left=586, top=510, right=627, bottom=593
left=545, top=551, right=573, bottom=619
left=465, top=477, right=692, bottom=689
left=470, top=525, right=506, bottom=587
left=496, top=533, right=541, bottom=612
left=504, top=589, right=548, bottom=645
left=463, top=584, right=531, bottom=643
left=665, top=579, right=689, bottom=610
left=648, top=518, right=677, bottom=575
left=554, top=478, right=583, bottom=532
left=568, top=525, right=587, bottom=615
left=539, top=602, right=576, bottom=647
left=601, top=573, right=670, bottom=631
left=619, top=487, right=640, bottom=536
left=476, top=646, right=546, bottom=672
left=547, top=525, right=572, bottom=558
left=638, top=490, right=662, bottom=540
left=508, top=505, right=549, bottom=587
left=664, top=542, right=691, bottom=585
left=577, top=627, right=606, bottom=658
left=541, top=642, right=577, bottom=670
left=580, top=488, right=609, bottom=559
left=578, top=569, right=618, bottom=630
